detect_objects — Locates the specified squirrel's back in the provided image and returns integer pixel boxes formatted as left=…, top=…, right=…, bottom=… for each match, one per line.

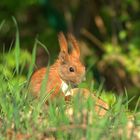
left=29, top=65, right=62, bottom=98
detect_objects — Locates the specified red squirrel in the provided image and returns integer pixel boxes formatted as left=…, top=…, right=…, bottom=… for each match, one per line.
left=29, top=32, right=109, bottom=115
left=29, top=32, right=85, bottom=99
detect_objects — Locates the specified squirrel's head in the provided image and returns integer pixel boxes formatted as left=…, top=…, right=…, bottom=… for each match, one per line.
left=57, top=32, right=85, bottom=86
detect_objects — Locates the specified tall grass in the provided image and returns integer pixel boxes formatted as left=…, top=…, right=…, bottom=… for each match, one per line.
left=0, top=21, right=140, bottom=139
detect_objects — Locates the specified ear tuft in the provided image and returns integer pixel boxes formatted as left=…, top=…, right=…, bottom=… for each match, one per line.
left=67, top=33, right=80, bottom=58
left=58, top=32, right=68, bottom=53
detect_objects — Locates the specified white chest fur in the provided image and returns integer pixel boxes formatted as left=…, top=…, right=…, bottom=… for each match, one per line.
left=61, top=81, right=73, bottom=96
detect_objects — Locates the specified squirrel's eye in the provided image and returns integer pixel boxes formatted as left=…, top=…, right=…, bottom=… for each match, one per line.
left=69, top=67, right=74, bottom=72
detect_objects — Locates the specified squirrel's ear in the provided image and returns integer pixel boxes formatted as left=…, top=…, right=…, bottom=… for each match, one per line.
left=58, top=32, right=68, bottom=53
left=59, top=51, right=69, bottom=64
left=68, top=33, right=80, bottom=58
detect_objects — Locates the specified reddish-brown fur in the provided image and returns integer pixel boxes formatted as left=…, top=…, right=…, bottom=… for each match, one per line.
left=29, top=32, right=85, bottom=99
left=29, top=61, right=62, bottom=99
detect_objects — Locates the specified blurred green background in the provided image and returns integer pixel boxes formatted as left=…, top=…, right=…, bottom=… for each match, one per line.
left=0, top=0, right=140, bottom=109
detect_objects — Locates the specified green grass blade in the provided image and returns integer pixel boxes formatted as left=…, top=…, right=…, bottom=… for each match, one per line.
left=36, top=39, right=50, bottom=66
left=27, top=39, right=37, bottom=81
left=36, top=40, right=51, bottom=101
left=134, top=96, right=140, bottom=114
left=13, top=17, right=20, bottom=75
